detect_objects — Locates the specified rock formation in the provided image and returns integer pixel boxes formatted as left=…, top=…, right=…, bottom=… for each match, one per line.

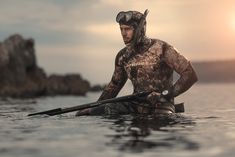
left=0, top=34, right=90, bottom=98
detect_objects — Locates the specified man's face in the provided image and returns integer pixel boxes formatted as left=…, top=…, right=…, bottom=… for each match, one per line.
left=120, top=24, right=134, bottom=45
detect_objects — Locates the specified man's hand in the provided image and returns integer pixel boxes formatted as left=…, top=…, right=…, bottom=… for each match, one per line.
left=146, top=91, right=161, bottom=105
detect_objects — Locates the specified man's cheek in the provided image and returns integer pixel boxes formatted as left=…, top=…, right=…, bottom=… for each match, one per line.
left=128, top=33, right=132, bottom=38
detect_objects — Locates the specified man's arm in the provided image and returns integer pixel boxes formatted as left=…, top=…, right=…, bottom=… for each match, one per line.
left=98, top=52, right=128, bottom=101
left=163, top=44, right=198, bottom=97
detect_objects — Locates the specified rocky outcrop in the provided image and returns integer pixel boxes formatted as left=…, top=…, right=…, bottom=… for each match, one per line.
left=46, top=74, right=90, bottom=96
left=89, top=84, right=105, bottom=92
left=0, top=34, right=90, bottom=98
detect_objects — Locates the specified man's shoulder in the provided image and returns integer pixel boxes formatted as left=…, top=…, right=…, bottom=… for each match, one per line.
left=149, top=38, right=177, bottom=53
left=117, top=47, right=127, bottom=55
left=115, top=47, right=126, bottom=61
left=114, top=47, right=129, bottom=66
left=150, top=38, right=168, bottom=46
left=147, top=38, right=168, bottom=54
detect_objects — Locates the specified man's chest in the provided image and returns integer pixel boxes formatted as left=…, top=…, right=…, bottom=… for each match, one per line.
left=124, top=50, right=162, bottom=78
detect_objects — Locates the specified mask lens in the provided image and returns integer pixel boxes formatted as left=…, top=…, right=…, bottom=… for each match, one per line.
left=125, top=11, right=132, bottom=22
left=116, top=12, right=125, bottom=22
left=116, top=11, right=133, bottom=23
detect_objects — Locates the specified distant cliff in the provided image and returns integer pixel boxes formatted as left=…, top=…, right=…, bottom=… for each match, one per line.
left=192, top=60, right=235, bottom=83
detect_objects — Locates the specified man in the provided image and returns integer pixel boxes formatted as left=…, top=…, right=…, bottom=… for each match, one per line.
left=76, top=10, right=197, bottom=116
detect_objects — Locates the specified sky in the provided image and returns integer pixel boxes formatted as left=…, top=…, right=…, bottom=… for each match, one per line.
left=0, top=0, right=235, bottom=84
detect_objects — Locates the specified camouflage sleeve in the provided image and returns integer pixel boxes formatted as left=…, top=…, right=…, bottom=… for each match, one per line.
left=163, top=44, right=198, bottom=97
left=98, top=51, right=128, bottom=101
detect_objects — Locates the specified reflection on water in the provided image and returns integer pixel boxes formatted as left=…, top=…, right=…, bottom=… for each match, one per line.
left=106, top=114, right=199, bottom=153
left=0, top=98, right=36, bottom=114
left=0, top=84, right=235, bottom=157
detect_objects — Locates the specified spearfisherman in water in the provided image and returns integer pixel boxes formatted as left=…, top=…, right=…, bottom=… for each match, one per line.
left=76, top=10, right=198, bottom=116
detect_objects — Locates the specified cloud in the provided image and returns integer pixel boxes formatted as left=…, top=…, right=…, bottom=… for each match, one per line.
left=1, top=0, right=235, bottom=83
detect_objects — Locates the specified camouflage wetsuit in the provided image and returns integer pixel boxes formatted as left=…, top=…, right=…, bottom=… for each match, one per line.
left=88, top=37, right=197, bottom=115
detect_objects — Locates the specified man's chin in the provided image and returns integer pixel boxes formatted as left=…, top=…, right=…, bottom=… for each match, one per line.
left=124, top=40, right=130, bottom=45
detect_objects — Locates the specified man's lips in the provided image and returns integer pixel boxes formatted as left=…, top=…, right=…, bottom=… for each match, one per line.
left=123, top=37, right=130, bottom=42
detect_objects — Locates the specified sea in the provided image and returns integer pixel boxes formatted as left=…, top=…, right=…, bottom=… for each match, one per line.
left=0, top=83, right=235, bottom=157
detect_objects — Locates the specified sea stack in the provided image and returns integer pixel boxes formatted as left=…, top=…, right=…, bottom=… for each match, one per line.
left=0, top=34, right=90, bottom=98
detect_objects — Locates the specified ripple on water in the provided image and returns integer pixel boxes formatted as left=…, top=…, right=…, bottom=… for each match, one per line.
left=0, top=84, right=235, bottom=157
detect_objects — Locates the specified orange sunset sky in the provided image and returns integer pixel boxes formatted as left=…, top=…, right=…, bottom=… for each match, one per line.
left=0, top=0, right=235, bottom=83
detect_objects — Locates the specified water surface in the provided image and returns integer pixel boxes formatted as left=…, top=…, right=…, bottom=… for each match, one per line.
left=0, top=83, right=235, bottom=157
